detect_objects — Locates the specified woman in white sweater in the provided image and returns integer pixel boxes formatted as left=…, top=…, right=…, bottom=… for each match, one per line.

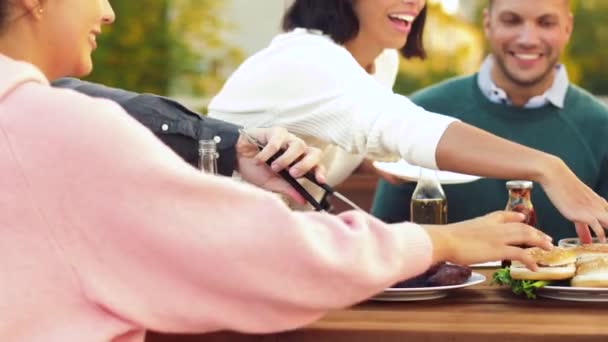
left=209, top=0, right=608, bottom=241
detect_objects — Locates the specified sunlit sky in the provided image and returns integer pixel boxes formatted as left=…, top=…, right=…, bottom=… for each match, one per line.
left=430, top=0, right=461, bottom=15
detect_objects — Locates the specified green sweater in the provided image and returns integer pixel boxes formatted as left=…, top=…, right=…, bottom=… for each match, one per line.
left=372, top=74, right=608, bottom=242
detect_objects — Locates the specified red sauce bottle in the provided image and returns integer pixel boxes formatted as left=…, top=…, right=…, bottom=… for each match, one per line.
left=502, top=180, right=537, bottom=268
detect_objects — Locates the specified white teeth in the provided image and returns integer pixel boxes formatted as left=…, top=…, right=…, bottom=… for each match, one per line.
left=514, top=53, right=541, bottom=60
left=389, top=14, right=415, bottom=23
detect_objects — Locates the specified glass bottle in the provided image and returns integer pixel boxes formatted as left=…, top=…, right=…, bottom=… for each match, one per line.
left=505, top=180, right=537, bottom=226
left=502, top=180, right=537, bottom=268
left=410, top=168, right=448, bottom=225
left=198, top=139, right=218, bottom=174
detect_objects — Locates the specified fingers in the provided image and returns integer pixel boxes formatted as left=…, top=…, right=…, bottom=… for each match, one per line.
left=314, top=164, right=327, bottom=184
left=589, top=218, right=606, bottom=243
left=287, top=146, right=321, bottom=177
left=504, top=247, right=539, bottom=272
left=254, top=127, right=288, bottom=163
left=589, top=193, right=608, bottom=241
left=575, top=222, right=593, bottom=244
left=597, top=210, right=608, bottom=241
left=250, top=128, right=324, bottom=178
left=573, top=193, right=608, bottom=240
left=267, top=138, right=307, bottom=172
left=505, top=223, right=553, bottom=250
left=486, top=211, right=526, bottom=223
left=543, top=169, right=608, bottom=240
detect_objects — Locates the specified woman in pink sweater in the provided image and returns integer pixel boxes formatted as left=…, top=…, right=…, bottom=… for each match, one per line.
left=0, top=1, right=553, bottom=341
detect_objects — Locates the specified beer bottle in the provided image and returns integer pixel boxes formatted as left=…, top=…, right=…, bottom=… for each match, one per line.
left=502, top=180, right=537, bottom=268
left=198, top=139, right=219, bottom=174
left=410, top=168, right=447, bottom=225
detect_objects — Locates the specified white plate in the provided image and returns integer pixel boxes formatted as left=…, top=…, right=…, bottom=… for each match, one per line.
left=373, top=160, right=481, bottom=185
left=447, top=261, right=500, bottom=268
left=370, top=272, right=486, bottom=302
left=537, top=285, right=608, bottom=302
left=469, top=261, right=501, bottom=268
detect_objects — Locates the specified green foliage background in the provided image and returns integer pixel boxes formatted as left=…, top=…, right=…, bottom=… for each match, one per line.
left=86, top=0, right=242, bottom=97
left=86, top=0, right=171, bottom=94
left=566, top=0, right=608, bottom=94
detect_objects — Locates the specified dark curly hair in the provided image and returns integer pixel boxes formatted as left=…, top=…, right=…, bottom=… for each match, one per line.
left=282, top=0, right=427, bottom=59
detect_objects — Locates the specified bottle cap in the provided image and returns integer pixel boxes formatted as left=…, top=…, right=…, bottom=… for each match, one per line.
left=198, top=139, right=217, bottom=154
left=506, top=180, right=533, bottom=190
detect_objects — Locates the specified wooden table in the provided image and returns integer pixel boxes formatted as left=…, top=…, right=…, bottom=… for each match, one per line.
left=147, top=269, right=608, bottom=342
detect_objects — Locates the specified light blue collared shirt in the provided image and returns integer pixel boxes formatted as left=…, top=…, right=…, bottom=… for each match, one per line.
left=477, top=55, right=569, bottom=109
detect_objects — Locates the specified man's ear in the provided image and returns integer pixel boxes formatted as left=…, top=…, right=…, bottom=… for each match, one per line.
left=565, top=12, right=574, bottom=41
left=482, top=8, right=491, bottom=38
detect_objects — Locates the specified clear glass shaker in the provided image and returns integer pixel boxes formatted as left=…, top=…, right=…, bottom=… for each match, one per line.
left=198, top=139, right=218, bottom=174
left=410, top=168, right=448, bottom=225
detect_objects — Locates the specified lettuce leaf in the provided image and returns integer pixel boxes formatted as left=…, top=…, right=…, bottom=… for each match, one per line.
left=491, top=268, right=550, bottom=299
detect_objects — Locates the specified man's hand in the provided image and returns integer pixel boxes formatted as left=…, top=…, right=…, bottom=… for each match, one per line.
left=536, top=156, right=608, bottom=244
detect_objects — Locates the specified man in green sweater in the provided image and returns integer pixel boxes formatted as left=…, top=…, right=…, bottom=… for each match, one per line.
left=372, top=0, right=608, bottom=242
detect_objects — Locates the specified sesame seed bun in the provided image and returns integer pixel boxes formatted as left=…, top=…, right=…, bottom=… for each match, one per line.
left=513, top=247, right=577, bottom=267
left=571, top=256, right=608, bottom=288
left=510, top=247, right=576, bottom=281
left=573, top=244, right=608, bottom=263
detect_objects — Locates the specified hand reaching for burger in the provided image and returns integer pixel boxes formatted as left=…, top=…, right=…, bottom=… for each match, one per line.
left=423, top=211, right=554, bottom=271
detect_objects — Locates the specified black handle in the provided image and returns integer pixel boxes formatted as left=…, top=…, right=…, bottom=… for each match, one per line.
left=266, top=149, right=330, bottom=211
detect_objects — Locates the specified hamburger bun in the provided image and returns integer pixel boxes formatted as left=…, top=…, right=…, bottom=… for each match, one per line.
left=510, top=264, right=576, bottom=280
left=510, top=247, right=576, bottom=281
left=573, top=244, right=608, bottom=263
left=571, top=257, right=608, bottom=288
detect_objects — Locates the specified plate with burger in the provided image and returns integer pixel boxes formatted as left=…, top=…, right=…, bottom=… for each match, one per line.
left=492, top=245, right=608, bottom=301
left=371, top=263, right=486, bottom=302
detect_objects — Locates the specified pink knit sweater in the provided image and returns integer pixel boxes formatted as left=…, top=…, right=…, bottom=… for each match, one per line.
left=0, top=54, right=433, bottom=342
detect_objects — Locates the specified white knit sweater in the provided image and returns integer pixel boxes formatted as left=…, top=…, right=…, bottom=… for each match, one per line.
left=209, top=28, right=457, bottom=198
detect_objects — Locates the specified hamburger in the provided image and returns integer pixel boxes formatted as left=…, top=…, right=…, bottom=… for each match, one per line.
left=493, top=247, right=576, bottom=298
left=573, top=243, right=608, bottom=263
left=571, top=256, right=608, bottom=288
left=510, top=247, right=577, bottom=281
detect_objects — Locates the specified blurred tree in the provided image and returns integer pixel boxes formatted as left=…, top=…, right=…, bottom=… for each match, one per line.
left=168, top=0, right=244, bottom=97
left=565, top=0, right=608, bottom=94
left=86, top=0, right=243, bottom=97
left=86, top=0, right=171, bottom=94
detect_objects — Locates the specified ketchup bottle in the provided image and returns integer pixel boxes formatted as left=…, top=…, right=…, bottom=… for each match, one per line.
left=502, top=180, right=537, bottom=268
